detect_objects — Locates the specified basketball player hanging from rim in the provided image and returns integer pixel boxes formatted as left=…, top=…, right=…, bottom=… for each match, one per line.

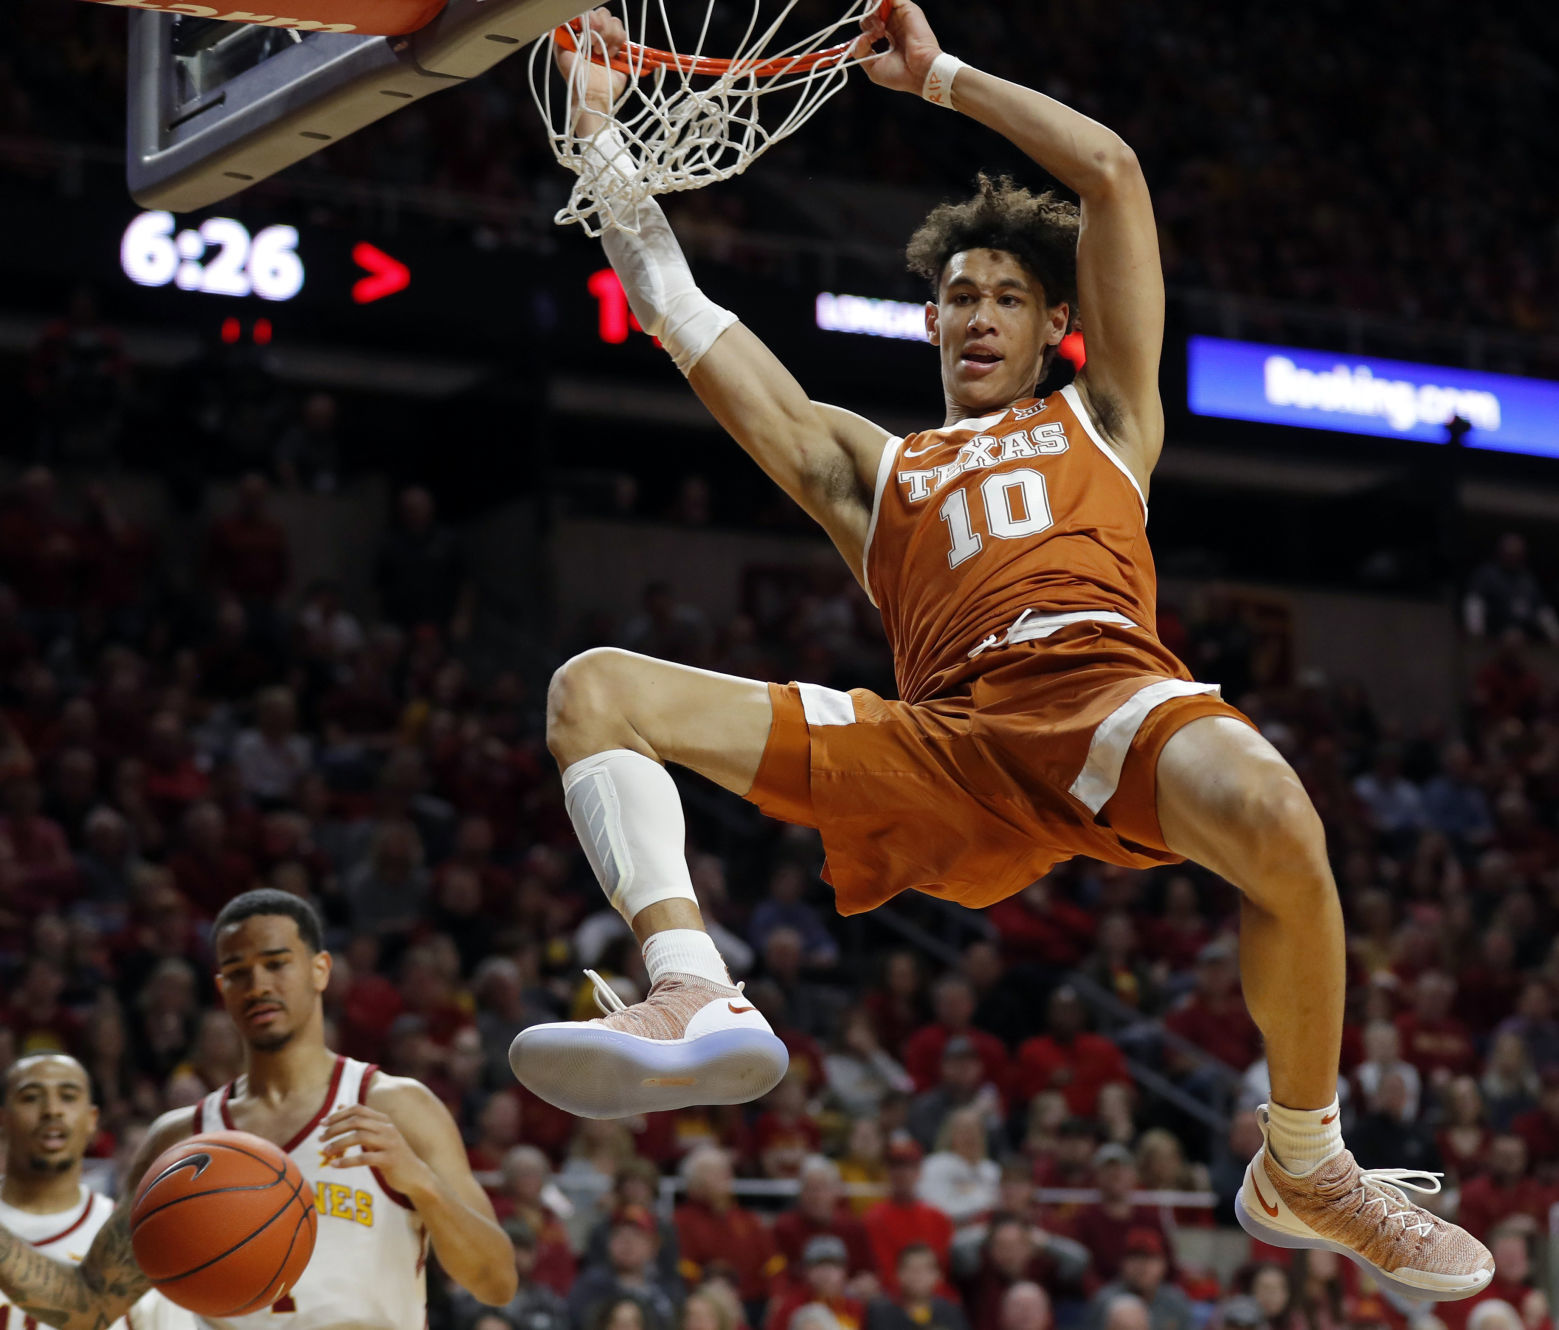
left=0, top=889, right=517, bottom=1330
left=511, top=0, right=1494, bottom=1301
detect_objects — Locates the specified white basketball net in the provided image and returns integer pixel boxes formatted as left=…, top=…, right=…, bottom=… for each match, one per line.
left=530, top=0, right=882, bottom=235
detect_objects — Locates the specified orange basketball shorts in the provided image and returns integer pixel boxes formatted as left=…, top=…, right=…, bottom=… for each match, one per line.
left=746, top=618, right=1254, bottom=915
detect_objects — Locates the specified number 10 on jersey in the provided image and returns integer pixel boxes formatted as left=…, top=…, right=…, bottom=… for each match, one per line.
left=939, top=468, right=1056, bottom=568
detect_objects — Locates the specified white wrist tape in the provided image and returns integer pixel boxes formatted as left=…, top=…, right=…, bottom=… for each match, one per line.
left=922, top=51, right=965, bottom=108
left=583, top=127, right=737, bottom=376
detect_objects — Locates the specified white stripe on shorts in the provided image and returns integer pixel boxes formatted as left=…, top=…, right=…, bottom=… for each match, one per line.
left=1069, top=678, right=1221, bottom=814
left=798, top=683, right=856, bottom=727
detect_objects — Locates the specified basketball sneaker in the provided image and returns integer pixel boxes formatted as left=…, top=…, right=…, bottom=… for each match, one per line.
left=1235, top=1105, right=1494, bottom=1301
left=509, top=969, right=789, bottom=1118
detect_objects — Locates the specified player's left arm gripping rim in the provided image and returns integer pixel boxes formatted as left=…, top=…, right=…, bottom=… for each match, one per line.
left=859, top=0, right=1166, bottom=479
left=321, top=1077, right=517, bottom=1306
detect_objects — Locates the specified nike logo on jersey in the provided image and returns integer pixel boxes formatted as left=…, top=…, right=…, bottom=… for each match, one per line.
left=902, top=441, right=943, bottom=459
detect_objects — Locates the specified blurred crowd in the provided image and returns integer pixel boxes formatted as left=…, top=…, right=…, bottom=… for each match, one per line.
left=2, top=2, right=1556, bottom=342
left=0, top=452, right=1551, bottom=1330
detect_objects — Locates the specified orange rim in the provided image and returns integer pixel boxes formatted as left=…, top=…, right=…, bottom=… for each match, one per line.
left=554, top=0, right=889, bottom=79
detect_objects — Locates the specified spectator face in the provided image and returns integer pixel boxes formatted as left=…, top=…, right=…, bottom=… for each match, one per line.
left=1046, top=990, right=1084, bottom=1041
left=1103, top=1301, right=1149, bottom=1330
left=608, top=1222, right=656, bottom=1275
left=946, top=1110, right=985, bottom=1161
left=898, top=1249, right=941, bottom=1303
left=963, top=941, right=1002, bottom=991
left=1372, top=1071, right=1411, bottom=1123
left=764, top=928, right=804, bottom=980
left=998, top=1283, right=1051, bottom=1330
left=502, top=1146, right=550, bottom=1202
left=1120, top=1251, right=1164, bottom=1298
left=1251, top=1267, right=1290, bottom=1319
left=681, top=1296, right=722, bottom=1330
left=1490, top=1136, right=1528, bottom=1185
left=1361, top=1021, right=1400, bottom=1065
left=1413, top=971, right=1454, bottom=1020
left=1491, top=1031, right=1533, bottom=1077
left=1164, top=876, right=1198, bottom=916
left=604, top=1303, right=646, bottom=1330
left=3, top=1056, right=96, bottom=1178
left=806, top=1259, right=846, bottom=1300
left=237, top=473, right=269, bottom=516
left=1498, top=534, right=1528, bottom=569
left=511, top=1239, right=537, bottom=1281
left=933, top=978, right=975, bottom=1030
left=1516, top=982, right=1551, bottom=1022
left=1444, top=1076, right=1483, bottom=1124
left=1195, top=952, right=1237, bottom=999
left=886, top=952, right=919, bottom=998
left=987, top=1221, right=1031, bottom=1277
left=399, top=487, right=434, bottom=532
left=769, top=863, right=806, bottom=903
left=1491, top=1232, right=1530, bottom=1283
left=799, top=1162, right=840, bottom=1220
left=941, top=1048, right=983, bottom=1094
left=1097, top=1158, right=1135, bottom=1204
left=887, top=1157, right=920, bottom=1202
left=687, top=1149, right=733, bottom=1206
left=847, top=1117, right=882, bottom=1163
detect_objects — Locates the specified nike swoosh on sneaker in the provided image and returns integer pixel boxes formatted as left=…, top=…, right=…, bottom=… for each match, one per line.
left=1251, top=1172, right=1280, bottom=1217
left=728, top=1003, right=755, bottom=1014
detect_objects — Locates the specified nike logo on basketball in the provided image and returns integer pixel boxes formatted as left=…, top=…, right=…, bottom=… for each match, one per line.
left=1251, top=1173, right=1280, bottom=1217
left=728, top=1003, right=755, bottom=1014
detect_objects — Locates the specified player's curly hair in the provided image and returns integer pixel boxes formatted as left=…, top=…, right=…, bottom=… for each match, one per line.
left=906, top=173, right=1080, bottom=328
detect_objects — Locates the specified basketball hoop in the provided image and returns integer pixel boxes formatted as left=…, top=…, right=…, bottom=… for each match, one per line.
left=530, top=0, right=888, bottom=234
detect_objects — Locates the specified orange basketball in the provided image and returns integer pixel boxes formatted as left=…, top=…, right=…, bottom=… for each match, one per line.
left=131, top=1131, right=317, bottom=1317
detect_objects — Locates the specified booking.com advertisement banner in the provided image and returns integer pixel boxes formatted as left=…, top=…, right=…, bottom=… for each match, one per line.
left=1187, top=335, right=1559, bottom=459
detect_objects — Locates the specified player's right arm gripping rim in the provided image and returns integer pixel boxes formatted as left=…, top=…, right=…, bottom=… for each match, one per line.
left=558, top=11, right=891, bottom=591
left=0, top=1113, right=188, bottom=1330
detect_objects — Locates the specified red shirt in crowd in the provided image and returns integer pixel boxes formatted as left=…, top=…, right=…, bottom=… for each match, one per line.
left=1393, top=1012, right=1477, bottom=1080
left=1512, top=1108, right=1559, bottom=1169
left=1163, top=994, right=1261, bottom=1074
left=767, top=1290, right=864, bottom=1330
left=1013, top=1031, right=1131, bottom=1116
left=1065, top=1205, right=1171, bottom=1283
left=903, top=1024, right=1010, bottom=1096
left=986, top=893, right=1096, bottom=969
left=674, top=1196, right=784, bottom=1302
left=206, top=513, right=290, bottom=604
left=863, top=1198, right=954, bottom=1292
left=772, top=1206, right=875, bottom=1283
left=1455, top=1173, right=1555, bottom=1240
left=754, top=1109, right=823, bottom=1161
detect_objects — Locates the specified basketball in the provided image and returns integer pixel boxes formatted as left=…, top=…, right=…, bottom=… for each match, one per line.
left=131, top=1131, right=318, bottom=1318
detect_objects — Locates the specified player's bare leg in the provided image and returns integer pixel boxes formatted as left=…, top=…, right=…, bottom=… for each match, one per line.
left=1155, top=717, right=1493, bottom=1300
left=508, top=647, right=789, bottom=1118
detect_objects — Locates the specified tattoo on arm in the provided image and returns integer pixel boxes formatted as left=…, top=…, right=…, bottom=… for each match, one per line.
left=0, top=1201, right=151, bottom=1330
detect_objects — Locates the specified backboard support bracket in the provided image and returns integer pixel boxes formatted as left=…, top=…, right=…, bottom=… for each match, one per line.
left=128, top=0, right=587, bottom=212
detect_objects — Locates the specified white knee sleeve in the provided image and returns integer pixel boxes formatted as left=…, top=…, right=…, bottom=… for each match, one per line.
left=562, top=748, right=699, bottom=922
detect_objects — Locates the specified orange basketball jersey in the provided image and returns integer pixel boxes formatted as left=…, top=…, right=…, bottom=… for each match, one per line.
left=864, top=383, right=1155, bottom=702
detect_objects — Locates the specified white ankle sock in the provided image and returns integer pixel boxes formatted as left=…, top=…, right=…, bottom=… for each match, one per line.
left=1265, top=1098, right=1344, bottom=1176
left=562, top=749, right=699, bottom=922
left=642, top=928, right=731, bottom=987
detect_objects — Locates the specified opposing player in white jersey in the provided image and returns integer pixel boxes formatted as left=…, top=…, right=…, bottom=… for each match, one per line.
left=0, top=1055, right=191, bottom=1330
left=0, top=889, right=516, bottom=1330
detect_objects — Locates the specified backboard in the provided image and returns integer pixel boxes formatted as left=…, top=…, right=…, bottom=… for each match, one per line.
left=127, top=0, right=589, bottom=212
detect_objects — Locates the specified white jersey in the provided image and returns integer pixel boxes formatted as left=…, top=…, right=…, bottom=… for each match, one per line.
left=193, top=1058, right=428, bottom=1330
left=0, top=1184, right=194, bottom=1330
